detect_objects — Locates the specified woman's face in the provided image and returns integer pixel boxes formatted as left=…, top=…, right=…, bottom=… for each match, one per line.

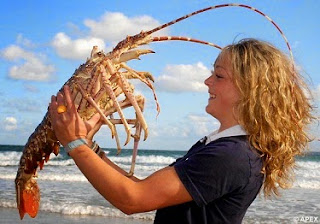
left=204, top=52, right=240, bottom=128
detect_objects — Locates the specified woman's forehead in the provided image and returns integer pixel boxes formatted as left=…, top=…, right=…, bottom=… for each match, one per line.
left=214, top=51, right=230, bottom=67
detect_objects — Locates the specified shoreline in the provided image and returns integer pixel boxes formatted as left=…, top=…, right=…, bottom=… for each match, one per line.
left=1, top=207, right=310, bottom=224
left=0, top=207, right=153, bottom=224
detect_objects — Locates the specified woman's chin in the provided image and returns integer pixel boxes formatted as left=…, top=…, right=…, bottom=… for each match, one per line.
left=205, top=106, right=215, bottom=117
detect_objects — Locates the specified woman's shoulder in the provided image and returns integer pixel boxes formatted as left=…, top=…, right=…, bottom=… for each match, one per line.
left=206, top=136, right=249, bottom=153
left=204, top=136, right=261, bottom=163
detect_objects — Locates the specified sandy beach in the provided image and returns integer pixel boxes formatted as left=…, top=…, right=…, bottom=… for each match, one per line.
left=0, top=207, right=153, bottom=224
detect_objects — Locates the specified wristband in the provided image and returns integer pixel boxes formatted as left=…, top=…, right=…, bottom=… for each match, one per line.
left=64, top=138, right=88, bottom=155
left=90, top=141, right=105, bottom=158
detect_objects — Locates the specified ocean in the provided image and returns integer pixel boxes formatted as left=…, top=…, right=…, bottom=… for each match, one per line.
left=0, top=145, right=319, bottom=223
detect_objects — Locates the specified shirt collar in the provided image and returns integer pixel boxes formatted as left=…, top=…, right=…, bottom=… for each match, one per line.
left=205, top=125, right=247, bottom=145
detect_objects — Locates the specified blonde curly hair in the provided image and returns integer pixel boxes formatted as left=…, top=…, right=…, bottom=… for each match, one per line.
left=223, top=39, right=314, bottom=197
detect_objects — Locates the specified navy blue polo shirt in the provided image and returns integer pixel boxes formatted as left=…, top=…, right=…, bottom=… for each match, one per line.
left=154, top=135, right=263, bottom=224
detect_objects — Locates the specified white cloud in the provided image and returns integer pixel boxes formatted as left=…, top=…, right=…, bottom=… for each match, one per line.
left=1, top=45, right=55, bottom=81
left=187, top=114, right=219, bottom=136
left=51, top=11, right=168, bottom=60
left=84, top=12, right=168, bottom=42
left=51, top=32, right=106, bottom=60
left=16, top=34, right=36, bottom=48
left=147, top=114, right=218, bottom=140
left=4, top=117, right=17, bottom=131
left=155, top=62, right=210, bottom=92
left=2, top=45, right=26, bottom=60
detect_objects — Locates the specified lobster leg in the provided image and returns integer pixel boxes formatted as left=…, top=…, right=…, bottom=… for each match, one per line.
left=100, top=63, right=132, bottom=145
left=76, top=83, right=116, bottom=138
left=121, top=63, right=153, bottom=85
left=127, top=120, right=142, bottom=177
left=127, top=96, right=145, bottom=176
left=104, top=59, right=148, bottom=141
left=110, top=119, right=136, bottom=125
left=103, top=95, right=143, bottom=116
left=123, top=71, right=155, bottom=82
left=108, top=99, right=144, bottom=177
left=109, top=114, right=122, bottom=154
left=120, top=63, right=160, bottom=116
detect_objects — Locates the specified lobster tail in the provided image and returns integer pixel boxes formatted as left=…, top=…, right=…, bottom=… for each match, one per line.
left=16, top=178, right=40, bottom=219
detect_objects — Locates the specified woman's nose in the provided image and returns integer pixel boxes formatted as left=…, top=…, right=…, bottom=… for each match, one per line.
left=204, top=75, right=213, bottom=86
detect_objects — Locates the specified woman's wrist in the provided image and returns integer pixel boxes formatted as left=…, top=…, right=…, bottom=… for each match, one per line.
left=60, top=135, right=87, bottom=148
left=64, top=138, right=104, bottom=158
left=64, top=138, right=88, bottom=155
left=90, top=141, right=105, bottom=158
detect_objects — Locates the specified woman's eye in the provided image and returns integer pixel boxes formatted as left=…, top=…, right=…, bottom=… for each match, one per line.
left=215, top=74, right=223, bottom=79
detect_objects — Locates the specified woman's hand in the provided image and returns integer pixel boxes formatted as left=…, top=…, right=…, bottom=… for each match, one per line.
left=49, top=85, right=101, bottom=146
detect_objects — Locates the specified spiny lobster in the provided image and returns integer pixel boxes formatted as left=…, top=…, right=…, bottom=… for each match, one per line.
left=15, top=3, right=293, bottom=219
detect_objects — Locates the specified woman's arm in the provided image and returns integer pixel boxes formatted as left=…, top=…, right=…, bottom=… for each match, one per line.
left=49, top=85, right=192, bottom=214
left=69, top=145, right=192, bottom=214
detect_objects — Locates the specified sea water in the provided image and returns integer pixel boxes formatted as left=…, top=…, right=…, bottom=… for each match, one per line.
left=0, top=145, right=319, bottom=223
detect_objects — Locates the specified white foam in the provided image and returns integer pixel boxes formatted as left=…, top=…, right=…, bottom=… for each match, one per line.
left=0, top=174, right=16, bottom=180
left=293, top=179, right=320, bottom=189
left=2, top=151, right=319, bottom=190
left=296, top=161, right=320, bottom=170
left=39, top=202, right=155, bottom=220
left=43, top=159, right=75, bottom=166
left=0, top=200, right=16, bottom=208
left=0, top=199, right=155, bottom=220
left=293, top=161, right=320, bottom=189
left=40, top=173, right=87, bottom=182
left=0, top=151, right=21, bottom=166
left=0, top=151, right=65, bottom=166
left=110, top=155, right=175, bottom=165
left=0, top=160, right=19, bottom=166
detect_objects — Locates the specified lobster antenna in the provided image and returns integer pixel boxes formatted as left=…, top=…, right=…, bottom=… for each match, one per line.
left=146, top=3, right=294, bottom=62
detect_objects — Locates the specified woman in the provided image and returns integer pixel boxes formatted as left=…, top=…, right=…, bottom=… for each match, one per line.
left=49, top=39, right=313, bottom=224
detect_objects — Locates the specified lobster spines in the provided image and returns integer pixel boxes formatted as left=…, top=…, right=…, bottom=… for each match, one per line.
left=112, top=31, right=153, bottom=58
left=52, top=142, right=60, bottom=156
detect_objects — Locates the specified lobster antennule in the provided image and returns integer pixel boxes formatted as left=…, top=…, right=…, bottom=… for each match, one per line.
left=152, top=36, right=222, bottom=49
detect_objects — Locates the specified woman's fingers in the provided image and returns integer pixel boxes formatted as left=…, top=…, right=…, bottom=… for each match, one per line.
left=49, top=85, right=102, bottom=142
left=49, top=95, right=58, bottom=121
left=50, top=95, right=58, bottom=109
left=56, top=91, right=65, bottom=106
left=63, top=85, right=75, bottom=111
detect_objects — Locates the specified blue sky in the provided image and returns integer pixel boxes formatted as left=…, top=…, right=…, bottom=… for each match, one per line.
left=1, top=0, right=319, bottom=151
